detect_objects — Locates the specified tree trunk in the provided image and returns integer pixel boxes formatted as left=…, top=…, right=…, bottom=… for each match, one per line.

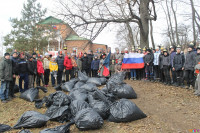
left=126, top=22, right=135, bottom=48
left=190, top=0, right=196, bottom=44
left=139, top=0, right=149, bottom=48
left=171, top=0, right=179, bottom=45
left=150, top=20, right=155, bottom=48
left=166, top=0, right=175, bottom=45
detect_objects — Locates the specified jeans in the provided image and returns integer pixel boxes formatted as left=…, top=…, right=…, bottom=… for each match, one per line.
left=163, top=66, right=171, bottom=84
left=57, top=70, right=63, bottom=84
left=9, top=77, right=16, bottom=97
left=44, top=69, right=50, bottom=85
left=51, top=74, right=55, bottom=85
left=66, top=69, right=74, bottom=82
left=19, top=73, right=29, bottom=92
left=28, top=75, right=34, bottom=88
left=130, top=69, right=136, bottom=78
left=0, top=81, right=10, bottom=100
left=184, top=70, right=195, bottom=86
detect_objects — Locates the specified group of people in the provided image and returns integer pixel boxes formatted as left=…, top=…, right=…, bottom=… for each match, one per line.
left=0, top=43, right=200, bottom=103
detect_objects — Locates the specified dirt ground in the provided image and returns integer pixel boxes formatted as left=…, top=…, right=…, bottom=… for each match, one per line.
left=0, top=80, right=200, bottom=133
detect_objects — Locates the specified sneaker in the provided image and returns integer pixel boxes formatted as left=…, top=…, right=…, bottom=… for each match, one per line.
left=189, top=85, right=193, bottom=90
left=1, top=100, right=7, bottom=103
left=130, top=78, right=133, bottom=81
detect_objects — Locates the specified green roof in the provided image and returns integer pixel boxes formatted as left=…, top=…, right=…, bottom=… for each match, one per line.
left=66, top=35, right=89, bottom=41
left=38, top=16, right=64, bottom=24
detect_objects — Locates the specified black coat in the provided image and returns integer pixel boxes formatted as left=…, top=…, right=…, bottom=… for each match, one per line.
left=173, top=53, right=185, bottom=71
left=87, top=54, right=93, bottom=65
left=144, top=53, right=154, bottom=66
left=11, top=57, right=18, bottom=75
left=56, top=55, right=65, bottom=71
left=33, top=58, right=37, bottom=75
left=27, top=60, right=36, bottom=75
left=17, top=59, right=28, bottom=74
left=184, top=51, right=196, bottom=71
left=81, top=56, right=88, bottom=70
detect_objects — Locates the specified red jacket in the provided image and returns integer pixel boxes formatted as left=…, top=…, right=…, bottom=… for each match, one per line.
left=37, top=60, right=44, bottom=74
left=64, top=56, right=73, bottom=70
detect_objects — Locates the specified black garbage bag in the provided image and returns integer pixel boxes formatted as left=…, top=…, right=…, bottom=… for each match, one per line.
left=61, top=81, right=75, bottom=92
left=89, top=99, right=110, bottom=119
left=19, top=129, right=32, bottom=133
left=74, top=108, right=103, bottom=130
left=70, top=100, right=90, bottom=117
left=74, top=81, right=85, bottom=89
left=86, top=78, right=102, bottom=86
left=34, top=97, right=48, bottom=109
left=106, top=72, right=126, bottom=90
left=39, top=121, right=74, bottom=133
left=45, top=91, right=71, bottom=107
left=13, top=111, right=50, bottom=129
left=108, top=99, right=147, bottom=123
left=78, top=71, right=88, bottom=82
left=54, top=84, right=62, bottom=91
left=113, top=83, right=137, bottom=99
left=69, top=90, right=87, bottom=101
left=100, top=77, right=107, bottom=85
left=80, top=83, right=96, bottom=92
left=45, top=105, right=71, bottom=123
left=20, top=86, right=47, bottom=102
left=0, top=124, right=11, bottom=132
left=14, top=84, right=20, bottom=93
left=69, top=78, right=79, bottom=84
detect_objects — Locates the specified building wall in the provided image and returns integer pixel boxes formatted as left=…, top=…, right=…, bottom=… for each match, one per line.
left=65, top=41, right=107, bottom=54
left=54, top=24, right=77, bottom=39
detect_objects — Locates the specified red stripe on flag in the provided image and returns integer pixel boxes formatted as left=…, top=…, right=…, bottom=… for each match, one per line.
left=122, top=63, right=145, bottom=69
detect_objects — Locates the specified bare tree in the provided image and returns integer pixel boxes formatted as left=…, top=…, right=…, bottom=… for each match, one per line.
left=190, top=0, right=196, bottom=44
left=56, top=0, right=157, bottom=48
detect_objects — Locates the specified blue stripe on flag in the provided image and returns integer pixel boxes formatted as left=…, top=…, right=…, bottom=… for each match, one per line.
left=123, top=57, right=144, bottom=64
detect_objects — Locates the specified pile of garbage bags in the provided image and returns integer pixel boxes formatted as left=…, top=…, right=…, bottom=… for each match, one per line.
left=9, top=71, right=146, bottom=132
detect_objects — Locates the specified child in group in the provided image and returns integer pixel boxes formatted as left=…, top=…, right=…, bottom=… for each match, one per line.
left=91, top=55, right=100, bottom=77
left=115, top=59, right=123, bottom=73
left=162, top=49, right=171, bottom=85
left=49, top=57, right=58, bottom=87
left=36, top=55, right=44, bottom=86
left=109, top=60, right=115, bottom=76
left=27, top=56, right=36, bottom=88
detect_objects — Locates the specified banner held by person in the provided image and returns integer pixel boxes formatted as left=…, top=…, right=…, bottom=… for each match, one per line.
left=102, top=52, right=111, bottom=76
left=122, top=53, right=144, bottom=69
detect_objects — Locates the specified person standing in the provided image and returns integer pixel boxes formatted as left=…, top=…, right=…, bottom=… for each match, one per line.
left=162, top=49, right=171, bottom=85
left=43, top=53, right=50, bottom=87
left=81, top=53, right=89, bottom=74
left=87, top=50, right=93, bottom=77
left=144, top=49, right=154, bottom=81
left=159, top=47, right=165, bottom=83
left=27, top=56, right=35, bottom=88
left=64, top=53, right=73, bottom=81
left=172, top=45, right=185, bottom=87
left=0, top=53, right=13, bottom=103
left=91, top=55, right=100, bottom=77
left=49, top=57, right=58, bottom=87
left=170, top=46, right=177, bottom=85
left=56, top=51, right=65, bottom=84
left=32, top=52, right=37, bottom=87
left=71, top=53, right=77, bottom=78
left=18, top=53, right=29, bottom=92
left=114, top=48, right=122, bottom=64
left=76, top=52, right=82, bottom=72
left=9, top=52, right=18, bottom=98
left=153, top=47, right=160, bottom=82
left=183, top=44, right=197, bottom=89
left=36, top=56, right=44, bottom=86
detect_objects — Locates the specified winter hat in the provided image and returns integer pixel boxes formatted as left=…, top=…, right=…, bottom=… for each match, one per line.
left=124, top=48, right=128, bottom=51
left=188, top=42, right=194, bottom=48
left=4, top=53, right=10, bottom=57
left=163, top=49, right=168, bottom=52
left=63, top=46, right=67, bottom=50
left=147, top=49, right=151, bottom=52
left=44, top=53, right=49, bottom=56
left=176, top=45, right=181, bottom=50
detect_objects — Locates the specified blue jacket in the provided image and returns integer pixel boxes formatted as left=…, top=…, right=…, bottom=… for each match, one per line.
left=170, top=51, right=176, bottom=66
left=91, top=59, right=100, bottom=70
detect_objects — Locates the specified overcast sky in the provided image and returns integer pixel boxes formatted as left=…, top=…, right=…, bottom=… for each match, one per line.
left=0, top=0, right=198, bottom=52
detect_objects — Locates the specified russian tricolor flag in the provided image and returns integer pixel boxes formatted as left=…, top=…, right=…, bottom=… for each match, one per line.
left=122, top=53, right=144, bottom=69
left=103, top=52, right=111, bottom=76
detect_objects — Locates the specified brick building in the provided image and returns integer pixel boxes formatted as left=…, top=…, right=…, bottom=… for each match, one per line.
left=38, top=16, right=107, bottom=54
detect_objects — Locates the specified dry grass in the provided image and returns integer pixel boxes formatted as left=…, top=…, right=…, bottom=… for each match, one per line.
left=1, top=80, right=200, bottom=133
